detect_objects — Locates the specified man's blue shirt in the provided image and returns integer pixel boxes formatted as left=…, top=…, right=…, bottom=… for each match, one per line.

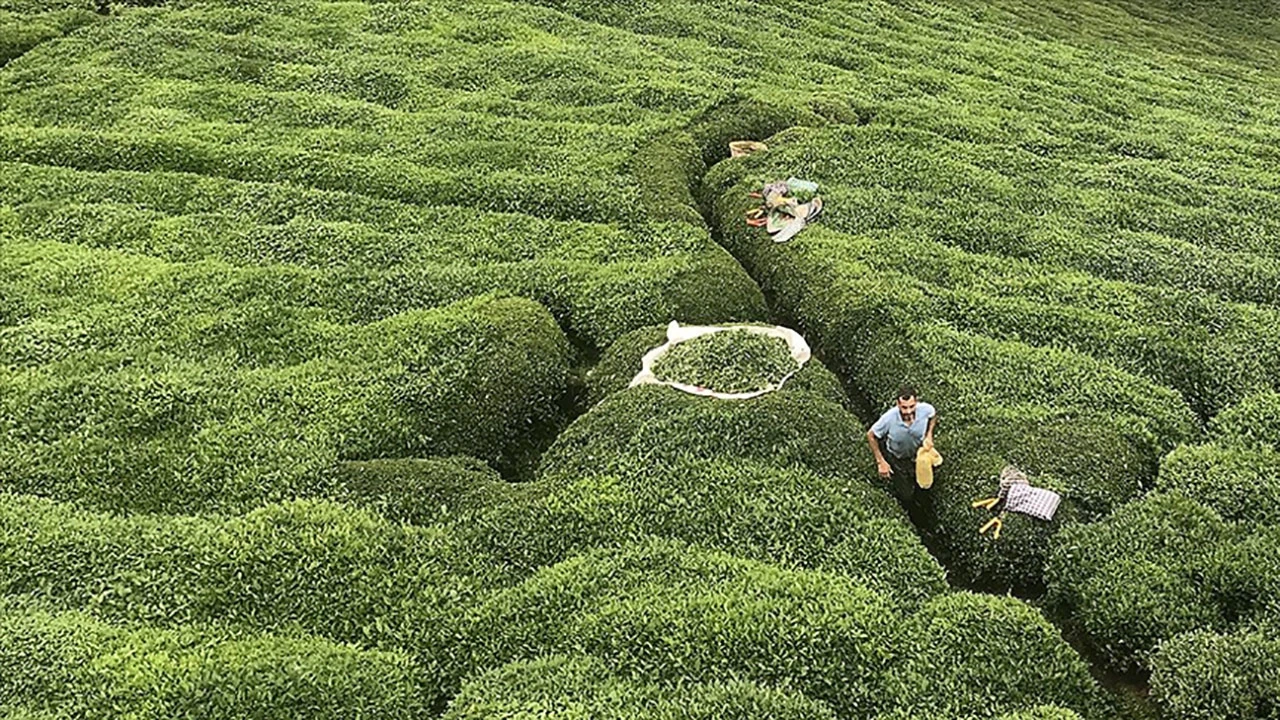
left=871, top=402, right=935, bottom=460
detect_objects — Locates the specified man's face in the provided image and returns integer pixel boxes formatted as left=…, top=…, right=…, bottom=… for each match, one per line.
left=897, top=396, right=917, bottom=423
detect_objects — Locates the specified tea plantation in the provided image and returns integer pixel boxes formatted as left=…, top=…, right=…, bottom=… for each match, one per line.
left=2, top=0, right=1279, bottom=717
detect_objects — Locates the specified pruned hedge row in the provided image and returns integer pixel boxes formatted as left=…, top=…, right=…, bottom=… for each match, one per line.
left=1149, top=626, right=1280, bottom=720
left=0, top=208, right=762, bottom=353
left=444, top=654, right=840, bottom=720
left=330, top=456, right=517, bottom=526
left=540, top=382, right=870, bottom=482
left=916, top=407, right=1160, bottom=593
left=0, top=604, right=432, bottom=719
left=445, top=646, right=1091, bottom=720
left=1211, top=390, right=1280, bottom=451
left=0, top=491, right=1107, bottom=719
left=701, top=121, right=1208, bottom=594
left=702, top=120, right=1280, bottom=306
left=778, top=228, right=1280, bottom=419
left=0, top=495, right=492, bottom=637
left=1159, top=442, right=1280, bottom=525
left=457, top=379, right=1104, bottom=717
left=1047, top=493, right=1280, bottom=674
left=458, top=381, right=946, bottom=608
left=0, top=104, right=635, bottom=227
left=1046, top=493, right=1237, bottom=672
left=475, top=453, right=947, bottom=609
left=0, top=7, right=97, bottom=66
left=884, top=592, right=1108, bottom=719
left=465, top=539, right=1107, bottom=719
left=0, top=495, right=498, bottom=706
left=1046, top=391, right=1280, bottom=690
left=1, top=171, right=768, bottom=351
left=0, top=293, right=570, bottom=511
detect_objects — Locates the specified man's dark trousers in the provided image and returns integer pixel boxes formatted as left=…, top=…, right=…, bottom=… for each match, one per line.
left=878, top=437, right=934, bottom=529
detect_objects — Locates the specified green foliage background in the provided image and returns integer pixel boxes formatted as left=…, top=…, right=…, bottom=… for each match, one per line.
left=3, top=0, right=1280, bottom=717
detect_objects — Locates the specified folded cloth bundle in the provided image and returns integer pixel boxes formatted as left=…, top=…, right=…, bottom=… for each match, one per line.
left=746, top=180, right=825, bottom=243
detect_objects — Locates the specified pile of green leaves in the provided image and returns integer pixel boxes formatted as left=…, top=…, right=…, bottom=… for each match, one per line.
left=652, top=329, right=799, bottom=394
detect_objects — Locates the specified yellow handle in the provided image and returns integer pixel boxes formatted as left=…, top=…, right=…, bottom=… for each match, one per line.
left=979, top=516, right=1003, bottom=540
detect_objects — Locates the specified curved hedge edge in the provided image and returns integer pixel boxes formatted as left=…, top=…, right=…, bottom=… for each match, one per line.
left=1149, top=626, right=1280, bottom=720
left=0, top=602, right=434, bottom=719
left=0, top=493, right=506, bottom=707
left=1211, top=390, right=1280, bottom=451
left=586, top=324, right=846, bottom=406
left=464, top=536, right=900, bottom=718
left=443, top=653, right=841, bottom=720
left=537, top=384, right=874, bottom=486
left=1044, top=492, right=1235, bottom=674
left=0, top=7, right=100, bottom=68
left=620, top=126, right=770, bottom=338
left=462, top=540, right=1107, bottom=720
left=886, top=592, right=1112, bottom=720
left=1158, top=442, right=1280, bottom=524
left=329, top=456, right=517, bottom=525
left=471, top=454, right=947, bottom=611
left=0, top=293, right=573, bottom=511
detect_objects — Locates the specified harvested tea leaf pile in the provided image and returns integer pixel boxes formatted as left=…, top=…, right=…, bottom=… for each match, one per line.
left=653, top=330, right=799, bottom=394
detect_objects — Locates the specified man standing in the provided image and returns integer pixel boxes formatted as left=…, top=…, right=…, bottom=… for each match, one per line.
left=866, top=386, right=937, bottom=524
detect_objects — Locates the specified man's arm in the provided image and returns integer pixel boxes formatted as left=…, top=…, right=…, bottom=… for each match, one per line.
left=924, top=412, right=938, bottom=449
left=867, top=426, right=892, bottom=477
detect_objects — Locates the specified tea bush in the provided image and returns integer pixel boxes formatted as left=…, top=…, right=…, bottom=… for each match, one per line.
left=1043, top=492, right=1280, bottom=672
left=476, top=454, right=947, bottom=609
left=540, top=385, right=869, bottom=483
left=467, top=539, right=1107, bottom=719
left=330, top=456, right=516, bottom=525
left=1, top=171, right=766, bottom=350
left=885, top=592, right=1108, bottom=718
left=0, top=604, right=432, bottom=719
left=0, top=294, right=570, bottom=511
left=1211, top=391, right=1280, bottom=451
left=0, top=7, right=96, bottom=66
left=1149, top=627, right=1280, bottom=720
left=466, top=538, right=900, bottom=717
left=1047, top=391, right=1280, bottom=682
left=444, top=654, right=840, bottom=720
left=463, top=380, right=947, bottom=606
left=5, top=0, right=1280, bottom=715
left=0, top=495, right=497, bottom=705
left=1159, top=443, right=1280, bottom=525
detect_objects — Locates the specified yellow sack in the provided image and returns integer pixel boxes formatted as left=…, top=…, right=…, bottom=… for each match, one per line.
left=916, top=444, right=943, bottom=489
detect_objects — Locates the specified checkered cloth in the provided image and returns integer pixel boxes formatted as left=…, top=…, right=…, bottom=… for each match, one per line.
left=1004, top=483, right=1061, bottom=521
left=996, top=464, right=1061, bottom=521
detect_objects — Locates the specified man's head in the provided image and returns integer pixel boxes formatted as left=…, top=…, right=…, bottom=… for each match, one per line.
left=896, top=385, right=918, bottom=423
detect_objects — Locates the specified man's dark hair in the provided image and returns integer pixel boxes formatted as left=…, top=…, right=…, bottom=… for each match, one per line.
left=896, top=385, right=917, bottom=401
